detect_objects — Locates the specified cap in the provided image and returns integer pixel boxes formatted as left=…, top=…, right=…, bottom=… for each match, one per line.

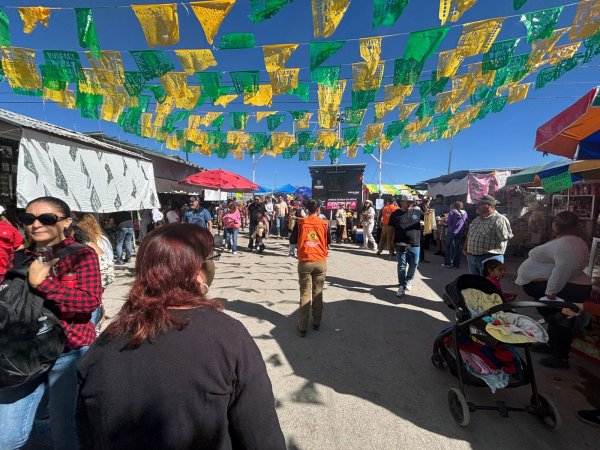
left=477, top=194, right=498, bottom=206
left=189, top=195, right=199, bottom=202
left=400, top=194, right=414, bottom=202
left=364, top=199, right=372, bottom=205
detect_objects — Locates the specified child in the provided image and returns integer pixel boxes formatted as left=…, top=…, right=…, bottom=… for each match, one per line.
left=251, top=212, right=268, bottom=253
left=483, top=258, right=516, bottom=303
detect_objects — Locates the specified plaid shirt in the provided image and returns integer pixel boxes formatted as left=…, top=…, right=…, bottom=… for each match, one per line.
left=466, top=211, right=513, bottom=256
left=33, top=237, right=102, bottom=350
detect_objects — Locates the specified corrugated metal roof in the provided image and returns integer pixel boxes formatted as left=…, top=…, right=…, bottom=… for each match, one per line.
left=0, top=109, right=150, bottom=161
left=422, top=168, right=523, bottom=184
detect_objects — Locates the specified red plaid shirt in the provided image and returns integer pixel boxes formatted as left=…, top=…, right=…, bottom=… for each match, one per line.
left=33, top=237, right=102, bottom=350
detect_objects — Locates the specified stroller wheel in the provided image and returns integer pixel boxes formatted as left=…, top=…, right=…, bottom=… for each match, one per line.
left=448, top=388, right=470, bottom=426
left=530, top=394, right=562, bottom=430
left=431, top=353, right=445, bottom=370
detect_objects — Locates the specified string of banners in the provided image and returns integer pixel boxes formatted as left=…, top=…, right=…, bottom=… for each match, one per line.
left=0, top=0, right=599, bottom=161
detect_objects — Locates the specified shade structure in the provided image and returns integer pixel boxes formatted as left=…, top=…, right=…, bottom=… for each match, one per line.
left=364, top=184, right=413, bottom=195
left=178, top=168, right=259, bottom=193
left=295, top=186, right=312, bottom=197
left=274, top=184, right=297, bottom=194
left=506, top=159, right=600, bottom=186
left=535, top=87, right=600, bottom=159
left=254, top=185, right=273, bottom=194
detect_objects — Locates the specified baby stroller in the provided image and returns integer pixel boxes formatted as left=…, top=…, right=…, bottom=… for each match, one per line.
left=431, top=274, right=578, bottom=429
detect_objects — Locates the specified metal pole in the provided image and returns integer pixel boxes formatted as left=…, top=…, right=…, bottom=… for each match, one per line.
left=447, top=136, right=454, bottom=174
left=378, top=146, right=383, bottom=198
left=252, top=154, right=256, bottom=183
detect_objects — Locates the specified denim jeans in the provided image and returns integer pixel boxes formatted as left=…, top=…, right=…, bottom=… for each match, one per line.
left=116, top=227, right=133, bottom=261
left=224, top=228, right=239, bottom=252
left=444, top=233, right=463, bottom=268
left=396, top=246, right=420, bottom=287
left=274, top=217, right=284, bottom=236
left=248, top=223, right=257, bottom=249
left=0, top=347, right=89, bottom=450
left=467, top=254, right=503, bottom=276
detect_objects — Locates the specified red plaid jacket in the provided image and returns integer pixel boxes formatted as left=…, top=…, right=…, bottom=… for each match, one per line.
left=33, top=237, right=102, bottom=350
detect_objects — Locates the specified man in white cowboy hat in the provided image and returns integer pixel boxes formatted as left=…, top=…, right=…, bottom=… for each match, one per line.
left=389, top=195, right=424, bottom=297
left=360, top=199, right=377, bottom=249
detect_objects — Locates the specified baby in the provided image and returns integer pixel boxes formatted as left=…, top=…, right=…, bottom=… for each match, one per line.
left=483, top=258, right=516, bottom=303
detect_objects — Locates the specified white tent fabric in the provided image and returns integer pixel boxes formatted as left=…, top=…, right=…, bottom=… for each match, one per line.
left=17, top=129, right=159, bottom=212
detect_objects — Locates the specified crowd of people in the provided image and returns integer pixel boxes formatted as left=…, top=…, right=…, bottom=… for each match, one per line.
left=0, top=189, right=599, bottom=448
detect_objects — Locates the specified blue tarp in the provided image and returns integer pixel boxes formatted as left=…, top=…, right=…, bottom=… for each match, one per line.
left=275, top=184, right=297, bottom=194
left=253, top=185, right=273, bottom=193
left=295, top=186, right=312, bottom=197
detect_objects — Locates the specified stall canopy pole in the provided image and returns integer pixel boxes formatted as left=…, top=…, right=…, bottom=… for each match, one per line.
left=378, top=146, right=383, bottom=198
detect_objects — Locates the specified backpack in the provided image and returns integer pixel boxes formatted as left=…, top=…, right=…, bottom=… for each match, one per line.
left=0, top=244, right=86, bottom=388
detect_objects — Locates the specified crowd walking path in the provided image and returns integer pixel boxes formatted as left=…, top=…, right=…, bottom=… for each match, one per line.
left=102, top=236, right=599, bottom=450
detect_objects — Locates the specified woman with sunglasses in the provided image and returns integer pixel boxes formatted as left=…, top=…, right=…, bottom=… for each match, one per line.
left=77, top=223, right=285, bottom=449
left=0, top=197, right=102, bottom=450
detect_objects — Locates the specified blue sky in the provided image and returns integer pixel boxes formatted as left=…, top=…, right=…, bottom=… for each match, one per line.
left=1, top=0, right=598, bottom=189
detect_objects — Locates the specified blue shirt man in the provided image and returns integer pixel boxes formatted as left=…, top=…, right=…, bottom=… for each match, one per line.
left=183, top=196, right=213, bottom=232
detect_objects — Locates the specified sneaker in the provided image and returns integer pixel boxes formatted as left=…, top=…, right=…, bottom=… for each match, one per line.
left=297, top=328, right=307, bottom=338
left=396, top=287, right=405, bottom=297
left=539, top=357, right=569, bottom=369
left=405, top=280, right=413, bottom=291
left=576, top=409, right=600, bottom=427
left=232, top=251, right=238, bottom=255
left=441, top=264, right=452, bottom=268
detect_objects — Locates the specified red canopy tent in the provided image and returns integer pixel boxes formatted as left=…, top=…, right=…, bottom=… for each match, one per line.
left=178, top=168, right=259, bottom=193
left=535, top=87, right=600, bottom=159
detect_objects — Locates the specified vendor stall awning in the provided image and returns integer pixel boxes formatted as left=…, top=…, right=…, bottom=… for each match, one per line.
left=364, top=184, right=413, bottom=195
left=155, top=177, right=200, bottom=195
left=506, top=159, right=600, bottom=187
left=17, top=129, right=159, bottom=212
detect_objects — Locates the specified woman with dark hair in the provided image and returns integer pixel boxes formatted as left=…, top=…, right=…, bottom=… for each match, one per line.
left=76, top=223, right=285, bottom=449
left=516, top=211, right=591, bottom=369
left=0, top=196, right=102, bottom=450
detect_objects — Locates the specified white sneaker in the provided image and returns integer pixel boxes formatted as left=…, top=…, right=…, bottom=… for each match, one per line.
left=232, top=251, right=238, bottom=255
left=405, top=281, right=413, bottom=291
left=396, top=287, right=405, bottom=297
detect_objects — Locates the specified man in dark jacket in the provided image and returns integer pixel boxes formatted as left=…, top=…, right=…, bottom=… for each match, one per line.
left=247, top=196, right=267, bottom=250
left=389, top=195, right=423, bottom=298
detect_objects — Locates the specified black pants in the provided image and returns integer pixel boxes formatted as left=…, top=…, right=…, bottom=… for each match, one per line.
left=522, top=281, right=591, bottom=360
left=336, top=225, right=345, bottom=243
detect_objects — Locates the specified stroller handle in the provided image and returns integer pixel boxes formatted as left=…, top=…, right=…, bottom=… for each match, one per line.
left=457, top=300, right=578, bottom=328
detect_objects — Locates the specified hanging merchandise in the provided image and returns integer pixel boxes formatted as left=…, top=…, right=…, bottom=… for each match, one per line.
left=218, top=33, right=256, bottom=49
left=521, top=6, right=564, bottom=43
left=75, top=9, right=101, bottom=58
left=190, top=0, right=237, bottom=45
left=249, top=0, right=293, bottom=23
left=312, top=0, right=351, bottom=38
left=570, top=0, right=600, bottom=40
left=310, top=40, right=345, bottom=70
left=263, top=43, right=298, bottom=72
left=18, top=7, right=51, bottom=34
left=373, top=0, right=409, bottom=28
left=131, top=3, right=180, bottom=47
left=439, top=0, right=478, bottom=26
left=174, top=49, right=217, bottom=74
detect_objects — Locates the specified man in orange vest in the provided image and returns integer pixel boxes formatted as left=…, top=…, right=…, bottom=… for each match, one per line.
left=376, top=197, right=398, bottom=258
left=295, top=199, right=330, bottom=337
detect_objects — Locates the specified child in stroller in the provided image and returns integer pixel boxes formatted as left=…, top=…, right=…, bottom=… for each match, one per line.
left=431, top=274, right=578, bottom=429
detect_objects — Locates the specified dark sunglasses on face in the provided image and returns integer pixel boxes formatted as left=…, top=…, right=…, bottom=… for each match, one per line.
left=205, top=251, right=221, bottom=262
left=21, top=213, right=68, bottom=226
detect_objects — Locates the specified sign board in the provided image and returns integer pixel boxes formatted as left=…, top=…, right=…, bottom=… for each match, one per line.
left=326, top=199, right=357, bottom=210
left=541, top=171, right=573, bottom=193
left=309, top=164, right=365, bottom=212
left=375, top=198, right=384, bottom=210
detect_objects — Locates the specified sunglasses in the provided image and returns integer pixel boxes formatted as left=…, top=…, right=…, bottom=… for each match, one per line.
left=205, top=251, right=221, bottom=262
left=21, top=213, right=68, bottom=226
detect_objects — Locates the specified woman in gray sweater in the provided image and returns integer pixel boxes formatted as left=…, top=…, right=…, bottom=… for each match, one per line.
left=515, top=211, right=591, bottom=369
